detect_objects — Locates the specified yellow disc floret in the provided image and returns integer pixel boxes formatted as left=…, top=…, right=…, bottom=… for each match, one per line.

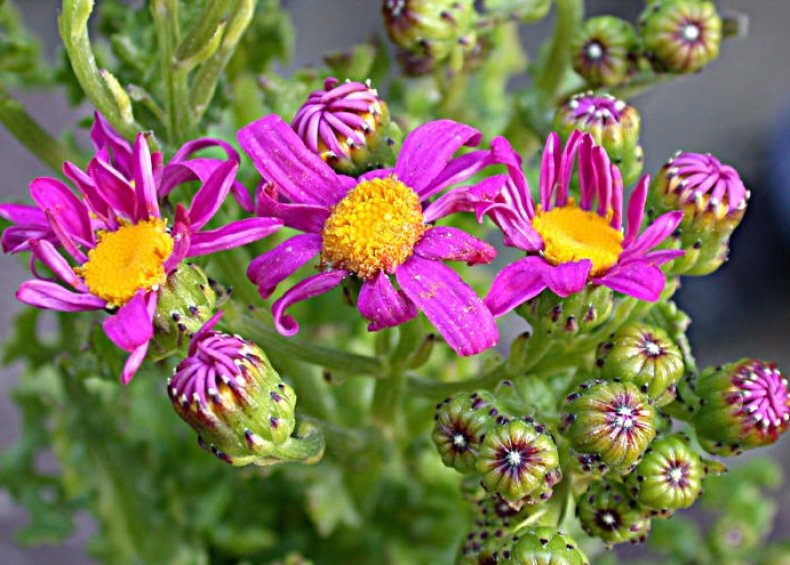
left=321, top=176, right=426, bottom=279
left=532, top=205, right=623, bottom=276
left=76, top=218, right=174, bottom=307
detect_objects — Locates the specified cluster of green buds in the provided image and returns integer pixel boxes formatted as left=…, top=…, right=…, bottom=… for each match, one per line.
left=382, top=0, right=478, bottom=75
left=648, top=151, right=748, bottom=276
left=553, top=93, right=643, bottom=185
left=168, top=314, right=324, bottom=467
left=432, top=391, right=561, bottom=509
left=517, top=284, right=614, bottom=337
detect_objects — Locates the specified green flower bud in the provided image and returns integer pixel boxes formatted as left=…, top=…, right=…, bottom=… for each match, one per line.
left=626, top=433, right=704, bottom=516
left=691, top=359, right=789, bottom=456
left=510, top=527, right=590, bottom=565
left=597, top=322, right=685, bottom=406
left=382, top=0, right=478, bottom=68
left=477, top=418, right=562, bottom=507
left=169, top=315, right=324, bottom=466
left=432, top=391, right=498, bottom=474
left=517, top=284, right=614, bottom=337
left=562, top=380, right=656, bottom=474
left=640, top=0, right=722, bottom=74
left=571, top=16, right=639, bottom=88
left=577, top=479, right=652, bottom=546
left=152, top=263, right=216, bottom=358
left=648, top=151, right=748, bottom=276
left=554, top=93, right=642, bottom=185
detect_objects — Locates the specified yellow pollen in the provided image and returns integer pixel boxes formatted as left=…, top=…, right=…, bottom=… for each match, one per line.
left=532, top=205, right=623, bottom=276
left=76, top=218, right=174, bottom=307
left=321, top=176, right=426, bottom=279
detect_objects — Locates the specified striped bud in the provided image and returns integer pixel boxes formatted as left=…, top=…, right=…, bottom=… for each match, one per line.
left=432, top=391, right=498, bottom=474
left=572, top=16, right=639, bottom=88
left=577, top=479, right=652, bottom=546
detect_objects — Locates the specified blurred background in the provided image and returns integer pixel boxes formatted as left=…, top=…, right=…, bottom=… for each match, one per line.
left=1, top=1, right=789, bottom=563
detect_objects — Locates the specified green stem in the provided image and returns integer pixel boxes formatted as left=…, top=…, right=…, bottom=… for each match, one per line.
left=371, top=321, right=422, bottom=428
left=533, top=0, right=583, bottom=100
left=0, top=91, right=81, bottom=172
left=221, top=301, right=384, bottom=377
left=406, top=361, right=512, bottom=399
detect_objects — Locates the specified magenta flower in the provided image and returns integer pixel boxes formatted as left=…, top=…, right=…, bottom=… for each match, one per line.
left=1, top=119, right=282, bottom=384
left=457, top=131, right=684, bottom=317
left=239, top=115, right=498, bottom=356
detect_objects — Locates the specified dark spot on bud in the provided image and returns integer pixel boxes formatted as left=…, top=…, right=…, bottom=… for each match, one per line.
left=171, top=312, right=181, bottom=321
left=270, top=391, right=282, bottom=402
left=188, top=305, right=199, bottom=316
left=270, top=416, right=279, bottom=428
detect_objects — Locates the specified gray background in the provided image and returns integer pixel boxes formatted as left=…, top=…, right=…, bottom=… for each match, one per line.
left=2, top=1, right=790, bottom=563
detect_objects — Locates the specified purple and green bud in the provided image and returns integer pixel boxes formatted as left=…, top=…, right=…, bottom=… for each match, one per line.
left=292, top=77, right=396, bottom=176
left=477, top=418, right=562, bottom=507
left=554, top=94, right=643, bottom=185
left=691, top=359, right=789, bottom=456
left=460, top=492, right=526, bottom=564
left=626, top=433, right=704, bottom=515
left=562, top=380, right=656, bottom=474
left=168, top=314, right=324, bottom=466
left=597, top=322, right=685, bottom=406
left=152, top=263, right=216, bottom=358
left=571, top=17, right=639, bottom=88
left=640, top=0, right=722, bottom=74
left=382, top=0, right=478, bottom=72
left=649, top=151, right=748, bottom=276
left=510, top=527, right=590, bottom=565
left=517, top=284, right=614, bottom=337
left=432, top=390, right=498, bottom=474
left=576, top=479, right=652, bottom=546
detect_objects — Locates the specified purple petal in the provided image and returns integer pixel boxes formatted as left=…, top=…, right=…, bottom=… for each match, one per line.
left=414, top=226, right=496, bottom=266
left=593, top=146, right=613, bottom=216
left=623, top=210, right=683, bottom=259
left=357, top=271, right=417, bottom=331
left=29, top=177, right=94, bottom=247
left=29, top=239, right=84, bottom=289
left=557, top=130, right=585, bottom=208
left=624, top=175, right=650, bottom=246
left=62, top=161, right=113, bottom=223
left=171, top=136, right=241, bottom=164
left=542, top=259, right=593, bottom=297
left=247, top=233, right=322, bottom=299
left=132, top=135, right=159, bottom=220
left=396, top=256, right=497, bottom=356
left=420, top=150, right=493, bottom=199
left=359, top=168, right=394, bottom=182
left=163, top=205, right=191, bottom=272
left=237, top=115, right=351, bottom=207
left=88, top=158, right=137, bottom=219
left=271, top=270, right=349, bottom=336
left=539, top=133, right=561, bottom=210
left=16, top=280, right=105, bottom=312
left=186, top=217, right=283, bottom=258
left=394, top=120, right=481, bottom=198
left=2, top=225, right=57, bottom=254
left=593, top=260, right=667, bottom=302
left=422, top=175, right=507, bottom=223
left=188, top=161, right=238, bottom=230
left=121, top=340, right=149, bottom=385
left=103, top=291, right=154, bottom=352
left=0, top=203, right=47, bottom=225
left=610, top=165, right=623, bottom=230
left=255, top=182, right=329, bottom=233
left=643, top=248, right=685, bottom=265
left=91, top=112, right=133, bottom=176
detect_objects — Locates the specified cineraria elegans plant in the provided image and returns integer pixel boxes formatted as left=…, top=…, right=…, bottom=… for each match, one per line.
left=0, top=0, right=787, bottom=563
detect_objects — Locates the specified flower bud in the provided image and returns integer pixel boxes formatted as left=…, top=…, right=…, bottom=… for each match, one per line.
left=640, top=0, right=722, bottom=74
left=510, top=527, right=590, bottom=565
left=648, top=151, right=748, bottom=276
left=382, top=0, right=478, bottom=68
left=561, top=380, right=656, bottom=474
left=596, top=322, right=685, bottom=406
left=432, top=391, right=498, bottom=474
left=169, top=314, right=324, bottom=466
left=292, top=77, right=396, bottom=176
left=152, top=263, right=216, bottom=358
left=477, top=418, right=562, bottom=507
left=554, top=94, right=642, bottom=184
left=517, top=284, right=614, bottom=337
left=691, top=359, right=789, bottom=456
left=625, top=433, right=704, bottom=516
left=576, top=479, right=652, bottom=546
left=571, top=17, right=639, bottom=88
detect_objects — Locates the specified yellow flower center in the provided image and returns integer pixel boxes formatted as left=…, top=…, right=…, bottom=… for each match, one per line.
left=76, top=218, right=174, bottom=308
left=321, top=176, right=426, bottom=279
left=532, top=205, right=623, bottom=276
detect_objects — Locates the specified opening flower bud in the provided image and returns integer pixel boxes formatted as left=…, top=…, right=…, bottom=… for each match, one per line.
left=517, top=284, right=614, bottom=337
left=572, top=16, right=639, bottom=88
left=432, top=391, right=498, bottom=474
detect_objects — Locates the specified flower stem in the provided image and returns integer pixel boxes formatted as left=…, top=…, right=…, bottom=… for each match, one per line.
left=533, top=0, right=584, bottom=100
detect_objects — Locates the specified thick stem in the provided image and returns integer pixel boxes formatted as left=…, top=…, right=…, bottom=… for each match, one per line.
left=533, top=0, right=583, bottom=100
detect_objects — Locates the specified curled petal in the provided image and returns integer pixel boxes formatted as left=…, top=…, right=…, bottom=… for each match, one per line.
left=16, top=280, right=105, bottom=312
left=422, top=175, right=507, bottom=223
left=395, top=120, right=481, bottom=198
left=247, top=233, right=322, bottom=299
left=88, top=158, right=137, bottom=219
left=357, top=271, right=417, bottom=331
left=103, top=291, right=155, bottom=352
left=255, top=183, right=329, bottom=233
left=414, top=226, right=495, bottom=266
left=163, top=205, right=191, bottom=272
left=186, top=217, right=283, bottom=258
left=420, top=150, right=494, bottom=199
left=593, top=259, right=668, bottom=302
left=29, top=177, right=93, bottom=247
left=90, top=112, right=133, bottom=176
left=29, top=239, right=84, bottom=289
left=132, top=134, right=159, bottom=220
left=188, top=160, right=238, bottom=230
left=2, top=225, right=57, bottom=254
left=121, top=341, right=150, bottom=385
left=396, top=256, right=497, bottom=356
left=271, top=270, right=349, bottom=336
left=0, top=203, right=47, bottom=225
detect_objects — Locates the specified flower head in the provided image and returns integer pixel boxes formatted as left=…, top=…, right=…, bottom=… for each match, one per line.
left=577, top=479, right=651, bottom=546
left=292, top=77, right=394, bottom=175
left=432, top=390, right=498, bottom=474
left=1, top=115, right=282, bottom=383
left=572, top=16, right=639, bottom=88
left=239, top=115, right=498, bottom=356
left=465, top=132, right=683, bottom=318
